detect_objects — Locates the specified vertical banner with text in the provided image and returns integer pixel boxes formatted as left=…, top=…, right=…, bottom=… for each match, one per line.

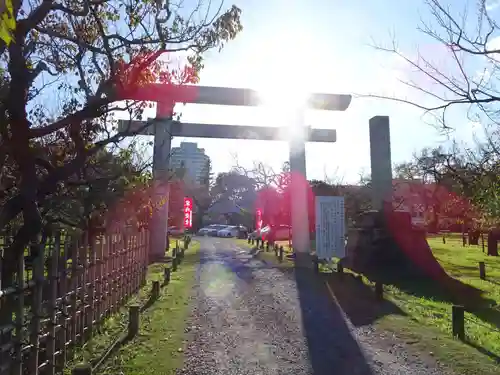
left=183, top=197, right=193, bottom=229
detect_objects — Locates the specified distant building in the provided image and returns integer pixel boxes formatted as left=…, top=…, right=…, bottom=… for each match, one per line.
left=169, top=142, right=210, bottom=184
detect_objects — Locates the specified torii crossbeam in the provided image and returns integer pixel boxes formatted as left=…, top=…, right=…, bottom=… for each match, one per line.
left=118, top=84, right=352, bottom=263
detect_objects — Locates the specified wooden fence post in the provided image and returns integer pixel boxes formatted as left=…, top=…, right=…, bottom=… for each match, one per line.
left=172, top=257, right=178, bottom=272
left=151, top=281, right=160, bottom=300
left=278, top=246, right=284, bottom=263
left=72, top=363, right=92, bottom=375
left=375, top=282, right=384, bottom=301
left=337, top=262, right=344, bottom=275
left=313, top=255, right=319, bottom=274
left=479, top=262, right=486, bottom=280
left=128, top=305, right=140, bottom=338
left=452, top=305, right=465, bottom=340
left=266, top=242, right=269, bottom=252
left=164, top=268, right=171, bottom=285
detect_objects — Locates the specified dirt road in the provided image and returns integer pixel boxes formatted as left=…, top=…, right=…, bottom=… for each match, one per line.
left=178, top=237, right=449, bottom=375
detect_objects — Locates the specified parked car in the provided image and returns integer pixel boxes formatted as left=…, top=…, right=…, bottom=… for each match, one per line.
left=167, top=226, right=184, bottom=237
left=260, top=224, right=292, bottom=243
left=217, top=225, right=248, bottom=238
left=198, top=224, right=228, bottom=236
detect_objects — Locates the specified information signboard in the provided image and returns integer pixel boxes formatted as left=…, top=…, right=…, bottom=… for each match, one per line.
left=315, top=196, right=345, bottom=260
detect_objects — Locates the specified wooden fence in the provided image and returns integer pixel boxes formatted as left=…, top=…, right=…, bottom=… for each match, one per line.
left=0, top=227, right=149, bottom=375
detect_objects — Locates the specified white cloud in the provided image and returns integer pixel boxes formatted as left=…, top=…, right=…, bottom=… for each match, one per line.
left=486, top=0, right=500, bottom=11
left=486, top=35, right=500, bottom=51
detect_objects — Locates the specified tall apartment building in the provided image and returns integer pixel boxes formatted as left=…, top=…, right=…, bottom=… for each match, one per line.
left=169, top=142, right=210, bottom=184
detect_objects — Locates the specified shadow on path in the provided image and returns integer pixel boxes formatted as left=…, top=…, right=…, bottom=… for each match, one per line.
left=326, top=272, right=406, bottom=327
left=294, top=269, right=375, bottom=375
left=198, top=240, right=374, bottom=374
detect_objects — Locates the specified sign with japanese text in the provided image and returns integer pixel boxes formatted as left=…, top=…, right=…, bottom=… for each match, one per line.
left=183, top=197, right=193, bottom=228
left=315, top=196, right=345, bottom=260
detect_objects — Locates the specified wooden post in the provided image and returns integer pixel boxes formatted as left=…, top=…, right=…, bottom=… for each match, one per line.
left=278, top=246, right=284, bottom=263
left=313, top=255, right=319, bottom=274
left=442, top=234, right=446, bottom=244
left=266, top=242, right=269, bottom=252
left=72, top=363, right=92, bottom=375
left=337, top=262, right=343, bottom=275
left=164, top=268, right=171, bottom=284
left=172, top=257, right=178, bottom=272
left=128, top=305, right=140, bottom=338
left=452, top=305, right=465, bottom=340
left=48, top=233, right=61, bottom=374
left=152, top=281, right=160, bottom=300
left=479, top=262, right=486, bottom=280
left=462, top=221, right=466, bottom=247
left=481, top=232, right=485, bottom=253
left=375, top=282, right=384, bottom=301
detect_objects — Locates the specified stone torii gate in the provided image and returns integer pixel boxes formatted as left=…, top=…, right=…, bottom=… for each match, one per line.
left=118, top=85, right=350, bottom=260
left=118, top=85, right=392, bottom=264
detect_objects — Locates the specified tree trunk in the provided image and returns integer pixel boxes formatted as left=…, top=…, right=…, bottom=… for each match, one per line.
left=487, top=230, right=498, bottom=256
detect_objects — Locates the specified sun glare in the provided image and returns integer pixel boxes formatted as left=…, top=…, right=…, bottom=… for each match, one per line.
left=251, top=34, right=314, bottom=135
left=257, top=73, right=310, bottom=109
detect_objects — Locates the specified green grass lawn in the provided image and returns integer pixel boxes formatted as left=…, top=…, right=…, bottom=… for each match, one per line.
left=96, top=241, right=200, bottom=375
left=374, top=237, right=500, bottom=375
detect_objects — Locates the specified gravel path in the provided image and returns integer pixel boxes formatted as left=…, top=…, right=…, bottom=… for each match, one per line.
left=178, top=237, right=451, bottom=375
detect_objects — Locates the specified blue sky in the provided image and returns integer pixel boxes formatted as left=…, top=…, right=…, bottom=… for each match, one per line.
left=127, top=0, right=491, bottom=183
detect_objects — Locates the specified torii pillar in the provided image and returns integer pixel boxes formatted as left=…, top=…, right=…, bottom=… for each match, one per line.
left=118, top=85, right=351, bottom=261
left=288, top=105, right=310, bottom=265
